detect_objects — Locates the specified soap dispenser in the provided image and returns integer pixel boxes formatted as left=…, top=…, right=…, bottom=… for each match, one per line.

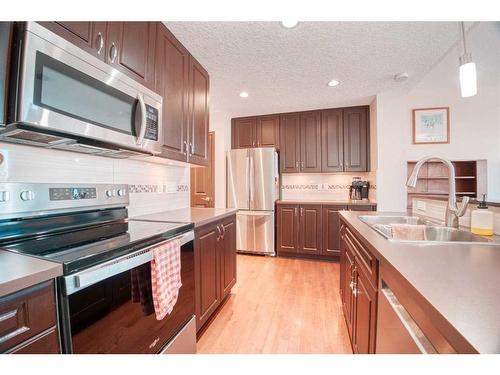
left=471, top=195, right=494, bottom=236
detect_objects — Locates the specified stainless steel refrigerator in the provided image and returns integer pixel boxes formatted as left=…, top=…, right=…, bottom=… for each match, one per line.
left=227, top=147, right=279, bottom=255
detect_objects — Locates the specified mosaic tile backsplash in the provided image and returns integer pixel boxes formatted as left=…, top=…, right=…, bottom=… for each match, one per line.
left=281, top=172, right=377, bottom=201
left=0, top=143, right=190, bottom=217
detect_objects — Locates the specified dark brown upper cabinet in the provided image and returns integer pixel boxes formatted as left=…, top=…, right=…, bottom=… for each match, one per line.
left=187, top=55, right=210, bottom=166
left=155, top=24, right=189, bottom=162
left=299, top=111, right=322, bottom=173
left=279, top=113, right=301, bottom=173
left=39, top=22, right=108, bottom=61
left=343, top=106, right=369, bottom=172
left=321, top=108, right=344, bottom=172
left=231, top=115, right=279, bottom=149
left=40, top=22, right=156, bottom=90
left=106, top=22, right=156, bottom=91
left=256, top=115, right=280, bottom=148
left=232, top=117, right=256, bottom=148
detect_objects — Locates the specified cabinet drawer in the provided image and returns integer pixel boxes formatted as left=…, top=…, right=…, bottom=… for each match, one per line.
left=0, top=281, right=56, bottom=352
left=7, top=328, right=59, bottom=354
left=343, top=226, right=378, bottom=288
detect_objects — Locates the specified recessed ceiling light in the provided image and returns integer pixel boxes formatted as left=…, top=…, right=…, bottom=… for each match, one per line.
left=327, top=79, right=340, bottom=87
left=239, top=91, right=249, bottom=98
left=281, top=20, right=299, bottom=29
left=394, top=72, right=409, bottom=82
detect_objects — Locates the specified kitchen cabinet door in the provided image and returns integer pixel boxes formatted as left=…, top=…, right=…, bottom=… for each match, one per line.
left=299, top=111, right=322, bottom=172
left=279, top=114, right=300, bottom=173
left=352, top=266, right=377, bottom=354
left=219, top=217, right=237, bottom=300
left=155, top=24, right=189, bottom=161
left=298, top=204, right=322, bottom=255
left=276, top=204, right=299, bottom=254
left=194, top=223, right=221, bottom=332
left=187, top=55, right=210, bottom=166
left=340, top=234, right=356, bottom=341
left=321, top=108, right=344, bottom=172
left=256, top=115, right=280, bottom=149
left=106, top=22, right=156, bottom=90
left=39, top=22, right=107, bottom=61
left=232, top=117, right=256, bottom=149
left=322, top=205, right=347, bottom=257
left=343, top=106, right=369, bottom=172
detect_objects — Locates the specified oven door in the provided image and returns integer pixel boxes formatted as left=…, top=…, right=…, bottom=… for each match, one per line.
left=11, top=22, right=162, bottom=154
left=58, top=232, right=195, bottom=354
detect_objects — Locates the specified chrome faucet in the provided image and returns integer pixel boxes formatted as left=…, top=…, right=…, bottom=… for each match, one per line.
left=406, top=156, right=470, bottom=228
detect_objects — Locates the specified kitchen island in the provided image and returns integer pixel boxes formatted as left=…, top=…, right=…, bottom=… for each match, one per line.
left=339, top=210, right=500, bottom=354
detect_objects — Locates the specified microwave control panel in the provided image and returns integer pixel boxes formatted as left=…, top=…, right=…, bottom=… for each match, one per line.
left=49, top=187, right=97, bottom=201
left=144, top=105, right=159, bottom=141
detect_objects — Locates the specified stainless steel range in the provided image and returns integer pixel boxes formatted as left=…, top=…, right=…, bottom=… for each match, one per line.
left=0, top=183, right=196, bottom=354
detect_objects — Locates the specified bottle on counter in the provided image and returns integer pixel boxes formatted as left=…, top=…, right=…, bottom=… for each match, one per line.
left=470, top=195, right=494, bottom=236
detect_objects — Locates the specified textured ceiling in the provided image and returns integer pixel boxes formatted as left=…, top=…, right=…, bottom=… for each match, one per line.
left=165, top=22, right=463, bottom=117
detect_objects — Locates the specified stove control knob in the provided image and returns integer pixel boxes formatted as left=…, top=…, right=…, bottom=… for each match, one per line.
left=117, top=189, right=126, bottom=197
left=106, top=189, right=116, bottom=198
left=20, top=190, right=35, bottom=201
left=0, top=191, right=10, bottom=202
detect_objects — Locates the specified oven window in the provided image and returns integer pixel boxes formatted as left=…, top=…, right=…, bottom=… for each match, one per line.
left=33, top=52, right=136, bottom=135
left=67, top=242, right=194, bottom=354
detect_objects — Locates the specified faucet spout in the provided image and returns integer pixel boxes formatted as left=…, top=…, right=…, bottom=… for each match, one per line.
left=406, top=156, right=469, bottom=228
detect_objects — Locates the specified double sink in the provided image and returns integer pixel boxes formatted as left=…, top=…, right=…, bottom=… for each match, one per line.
left=359, top=215, right=494, bottom=245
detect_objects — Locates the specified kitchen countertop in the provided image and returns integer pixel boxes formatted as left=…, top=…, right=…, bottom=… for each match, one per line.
left=339, top=210, right=500, bottom=354
left=277, top=199, right=377, bottom=205
left=0, top=250, right=63, bottom=298
left=132, top=207, right=239, bottom=228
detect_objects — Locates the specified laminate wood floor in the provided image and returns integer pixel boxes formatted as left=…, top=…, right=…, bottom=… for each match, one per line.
left=196, top=254, right=352, bottom=354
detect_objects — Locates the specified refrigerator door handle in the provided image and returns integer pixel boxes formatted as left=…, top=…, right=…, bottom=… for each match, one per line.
left=249, top=152, right=255, bottom=209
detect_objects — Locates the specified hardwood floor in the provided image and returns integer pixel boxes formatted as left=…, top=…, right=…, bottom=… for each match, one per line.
left=196, top=254, right=352, bottom=354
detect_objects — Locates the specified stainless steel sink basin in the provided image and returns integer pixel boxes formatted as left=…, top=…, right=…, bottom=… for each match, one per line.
left=358, top=215, right=436, bottom=226
left=359, top=215, right=493, bottom=244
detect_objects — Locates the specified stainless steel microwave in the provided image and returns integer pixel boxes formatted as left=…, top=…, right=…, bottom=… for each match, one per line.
left=1, top=22, right=163, bottom=157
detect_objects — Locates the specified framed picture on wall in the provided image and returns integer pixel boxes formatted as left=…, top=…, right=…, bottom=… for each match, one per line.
left=412, top=107, right=450, bottom=144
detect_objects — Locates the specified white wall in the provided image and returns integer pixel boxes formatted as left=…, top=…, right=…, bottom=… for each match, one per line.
left=376, top=22, right=500, bottom=211
left=209, top=109, right=231, bottom=208
left=0, top=143, right=190, bottom=217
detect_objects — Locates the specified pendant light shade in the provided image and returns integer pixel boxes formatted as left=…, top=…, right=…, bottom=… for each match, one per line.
left=458, top=22, right=477, bottom=98
left=459, top=61, right=477, bottom=97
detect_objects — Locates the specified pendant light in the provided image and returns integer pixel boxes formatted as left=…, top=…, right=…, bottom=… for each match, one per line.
left=458, top=22, right=477, bottom=98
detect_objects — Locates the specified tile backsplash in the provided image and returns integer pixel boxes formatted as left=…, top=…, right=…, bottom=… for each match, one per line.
left=281, top=172, right=377, bottom=201
left=0, top=143, right=190, bottom=217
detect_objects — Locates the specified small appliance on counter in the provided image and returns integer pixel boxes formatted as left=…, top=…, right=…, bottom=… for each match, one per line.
left=349, top=177, right=370, bottom=201
left=0, top=183, right=195, bottom=354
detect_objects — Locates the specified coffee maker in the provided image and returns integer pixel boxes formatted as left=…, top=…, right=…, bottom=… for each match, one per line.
left=349, top=177, right=369, bottom=201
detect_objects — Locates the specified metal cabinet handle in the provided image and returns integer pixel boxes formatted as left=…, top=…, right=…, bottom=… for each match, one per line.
left=300, top=207, right=304, bottom=216
left=221, top=224, right=226, bottom=238
left=96, top=32, right=104, bottom=55
left=294, top=207, right=298, bottom=217
left=216, top=225, right=221, bottom=241
left=183, top=141, right=187, bottom=155
left=189, top=142, right=193, bottom=155
left=295, top=161, right=299, bottom=169
left=109, top=42, right=118, bottom=63
left=301, top=161, right=304, bottom=169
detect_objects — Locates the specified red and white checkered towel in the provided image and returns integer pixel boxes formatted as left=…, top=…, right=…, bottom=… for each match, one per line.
left=151, top=238, right=182, bottom=320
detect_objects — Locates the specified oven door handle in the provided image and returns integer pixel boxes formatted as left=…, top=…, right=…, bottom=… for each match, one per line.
left=63, top=230, right=194, bottom=295
left=135, top=93, right=147, bottom=146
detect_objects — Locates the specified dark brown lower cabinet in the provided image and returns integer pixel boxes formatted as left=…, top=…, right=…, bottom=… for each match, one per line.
left=322, top=205, right=347, bottom=257
left=277, top=202, right=376, bottom=259
left=339, top=220, right=378, bottom=354
left=298, top=204, right=322, bottom=255
left=0, top=280, right=60, bottom=354
left=194, top=215, right=236, bottom=333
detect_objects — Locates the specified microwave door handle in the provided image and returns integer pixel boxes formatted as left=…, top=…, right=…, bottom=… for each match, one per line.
left=135, top=93, right=147, bottom=146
